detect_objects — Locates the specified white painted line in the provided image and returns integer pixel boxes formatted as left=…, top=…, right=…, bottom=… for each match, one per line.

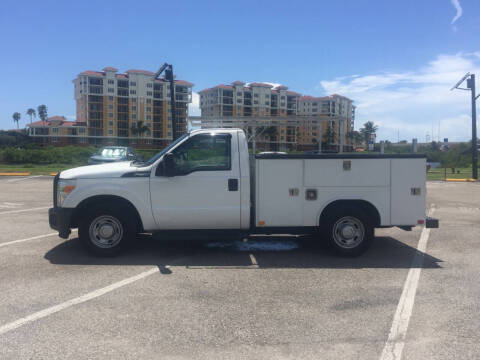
left=6, top=175, right=44, bottom=183
left=249, top=253, right=258, bottom=266
left=0, top=267, right=160, bottom=336
left=0, top=206, right=50, bottom=215
left=380, top=204, right=436, bottom=360
left=0, top=229, right=77, bottom=248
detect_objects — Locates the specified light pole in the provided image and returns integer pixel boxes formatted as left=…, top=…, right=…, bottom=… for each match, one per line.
left=451, top=72, right=478, bottom=179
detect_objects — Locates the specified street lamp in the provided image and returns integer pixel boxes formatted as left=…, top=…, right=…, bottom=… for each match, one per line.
left=451, top=72, right=479, bottom=179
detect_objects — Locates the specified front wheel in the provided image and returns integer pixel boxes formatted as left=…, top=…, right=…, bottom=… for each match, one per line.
left=323, top=206, right=373, bottom=257
left=79, top=206, right=135, bottom=256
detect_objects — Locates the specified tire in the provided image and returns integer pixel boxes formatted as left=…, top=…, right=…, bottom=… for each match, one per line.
left=322, top=206, right=374, bottom=257
left=79, top=205, right=136, bottom=256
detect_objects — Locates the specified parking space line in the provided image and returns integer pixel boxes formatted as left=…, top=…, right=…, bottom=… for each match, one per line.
left=380, top=204, right=436, bottom=360
left=0, top=267, right=160, bottom=336
left=249, top=253, right=259, bottom=268
left=0, top=230, right=77, bottom=248
left=0, top=206, right=50, bottom=215
left=6, top=175, right=44, bottom=183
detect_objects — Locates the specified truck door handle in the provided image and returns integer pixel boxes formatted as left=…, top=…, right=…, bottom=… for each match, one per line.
left=228, top=178, right=238, bottom=191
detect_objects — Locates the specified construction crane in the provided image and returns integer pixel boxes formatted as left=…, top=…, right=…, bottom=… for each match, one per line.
left=154, top=63, right=178, bottom=140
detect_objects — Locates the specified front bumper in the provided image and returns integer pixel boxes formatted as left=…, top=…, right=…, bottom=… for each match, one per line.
left=49, top=207, right=74, bottom=239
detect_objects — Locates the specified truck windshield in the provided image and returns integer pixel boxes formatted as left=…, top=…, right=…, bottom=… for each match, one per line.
left=142, top=133, right=189, bottom=166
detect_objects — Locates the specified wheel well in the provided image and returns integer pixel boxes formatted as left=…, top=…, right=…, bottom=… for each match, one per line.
left=70, top=195, right=144, bottom=232
left=319, top=200, right=381, bottom=227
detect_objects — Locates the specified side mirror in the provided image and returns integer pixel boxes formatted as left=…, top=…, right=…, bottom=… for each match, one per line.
left=163, top=153, right=175, bottom=177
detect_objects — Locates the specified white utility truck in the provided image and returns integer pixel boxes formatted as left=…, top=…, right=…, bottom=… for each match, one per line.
left=49, top=129, right=438, bottom=256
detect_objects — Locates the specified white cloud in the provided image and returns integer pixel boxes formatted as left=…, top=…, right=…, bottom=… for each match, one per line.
left=318, top=52, right=478, bottom=142
left=188, top=91, right=201, bottom=116
left=451, top=0, right=463, bottom=24
left=450, top=0, right=463, bottom=31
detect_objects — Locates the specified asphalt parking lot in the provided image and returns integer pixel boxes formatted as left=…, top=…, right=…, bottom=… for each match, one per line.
left=0, top=176, right=479, bottom=360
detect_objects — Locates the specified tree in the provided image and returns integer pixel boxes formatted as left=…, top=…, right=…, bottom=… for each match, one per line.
left=348, top=130, right=364, bottom=146
left=130, top=121, right=150, bottom=138
left=26, top=108, right=36, bottom=124
left=12, top=112, right=21, bottom=129
left=359, top=121, right=378, bottom=144
left=37, top=105, right=48, bottom=122
left=324, top=122, right=335, bottom=145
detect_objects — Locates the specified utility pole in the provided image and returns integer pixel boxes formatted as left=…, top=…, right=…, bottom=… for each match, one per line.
left=451, top=72, right=478, bottom=179
left=468, top=74, right=478, bottom=179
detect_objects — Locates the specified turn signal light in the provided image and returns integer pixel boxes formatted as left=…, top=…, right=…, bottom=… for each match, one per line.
left=63, top=185, right=76, bottom=194
left=417, top=219, right=425, bottom=224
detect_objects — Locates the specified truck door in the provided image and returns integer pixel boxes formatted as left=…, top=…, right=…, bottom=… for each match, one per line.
left=150, top=133, right=241, bottom=229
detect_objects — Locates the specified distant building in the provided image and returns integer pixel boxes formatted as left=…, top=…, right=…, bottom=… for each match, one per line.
left=198, top=81, right=355, bottom=151
left=73, top=67, right=193, bottom=147
left=27, top=116, right=87, bottom=145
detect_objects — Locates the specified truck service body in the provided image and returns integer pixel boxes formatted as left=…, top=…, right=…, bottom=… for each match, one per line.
left=49, top=129, right=438, bottom=256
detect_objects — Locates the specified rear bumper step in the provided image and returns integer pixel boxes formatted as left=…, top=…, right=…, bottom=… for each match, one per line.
left=425, top=217, right=439, bottom=228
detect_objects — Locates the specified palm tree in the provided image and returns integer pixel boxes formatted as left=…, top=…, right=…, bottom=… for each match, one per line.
left=12, top=112, right=21, bottom=129
left=26, top=108, right=36, bottom=124
left=359, top=121, right=378, bottom=144
left=37, top=105, right=48, bottom=122
left=130, top=121, right=150, bottom=143
left=37, top=105, right=48, bottom=144
left=324, top=122, right=335, bottom=146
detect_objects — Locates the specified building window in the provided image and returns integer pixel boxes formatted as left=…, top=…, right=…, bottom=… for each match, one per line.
left=108, top=104, right=113, bottom=109
left=254, top=100, right=258, bottom=104
left=79, top=128, right=85, bottom=134
left=147, top=83, right=153, bottom=88
left=237, top=92, right=242, bottom=96
left=237, top=99, right=242, bottom=103
left=146, top=115, right=151, bottom=120
left=109, top=96, right=114, bottom=101
left=108, top=113, right=113, bottom=118
left=131, top=98, right=136, bottom=103
left=108, top=88, right=114, bottom=93
left=109, top=121, right=114, bottom=126
left=254, top=93, right=258, bottom=97
left=108, top=79, right=114, bottom=84
left=130, top=90, right=136, bottom=95
left=132, top=106, right=137, bottom=111
left=108, top=130, right=113, bottom=135
left=130, top=81, right=136, bottom=86
left=147, top=91, right=152, bottom=96
left=132, top=114, right=136, bottom=119
left=146, top=107, right=151, bottom=112
left=146, top=98, right=151, bottom=104
left=53, top=137, right=58, bottom=143
left=52, top=128, right=59, bottom=134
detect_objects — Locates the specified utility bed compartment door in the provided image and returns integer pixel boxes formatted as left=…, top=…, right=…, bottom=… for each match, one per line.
left=390, top=159, right=426, bottom=225
left=256, top=159, right=303, bottom=227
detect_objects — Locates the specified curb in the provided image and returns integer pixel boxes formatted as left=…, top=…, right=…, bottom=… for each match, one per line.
left=0, top=172, right=31, bottom=176
left=445, top=178, right=477, bottom=182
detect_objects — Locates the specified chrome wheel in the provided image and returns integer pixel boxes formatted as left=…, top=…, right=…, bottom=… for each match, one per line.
left=89, top=215, right=123, bottom=249
left=332, top=216, right=365, bottom=249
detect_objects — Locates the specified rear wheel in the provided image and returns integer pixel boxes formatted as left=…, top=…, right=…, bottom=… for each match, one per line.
left=322, top=206, right=373, bottom=256
left=79, top=206, right=136, bottom=256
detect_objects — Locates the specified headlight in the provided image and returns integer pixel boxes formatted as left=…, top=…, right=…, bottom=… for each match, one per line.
left=57, top=179, right=77, bottom=207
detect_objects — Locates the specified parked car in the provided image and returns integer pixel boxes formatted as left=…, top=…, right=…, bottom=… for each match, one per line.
left=88, top=146, right=139, bottom=165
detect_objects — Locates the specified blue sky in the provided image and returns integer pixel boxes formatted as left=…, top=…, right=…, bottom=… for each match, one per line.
left=1, top=0, right=479, bottom=141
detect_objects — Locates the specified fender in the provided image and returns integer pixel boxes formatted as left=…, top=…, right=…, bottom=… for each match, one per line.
left=316, top=195, right=384, bottom=227
left=62, top=177, right=157, bottom=231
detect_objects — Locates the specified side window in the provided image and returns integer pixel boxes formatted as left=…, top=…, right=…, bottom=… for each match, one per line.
left=172, top=134, right=231, bottom=175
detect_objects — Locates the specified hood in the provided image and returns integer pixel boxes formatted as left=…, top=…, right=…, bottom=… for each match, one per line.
left=89, top=155, right=122, bottom=162
left=60, top=161, right=145, bottom=179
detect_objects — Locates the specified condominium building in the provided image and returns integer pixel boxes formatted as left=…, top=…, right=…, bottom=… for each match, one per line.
left=27, top=116, right=87, bottom=145
left=199, top=82, right=355, bottom=151
left=73, top=67, right=193, bottom=146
